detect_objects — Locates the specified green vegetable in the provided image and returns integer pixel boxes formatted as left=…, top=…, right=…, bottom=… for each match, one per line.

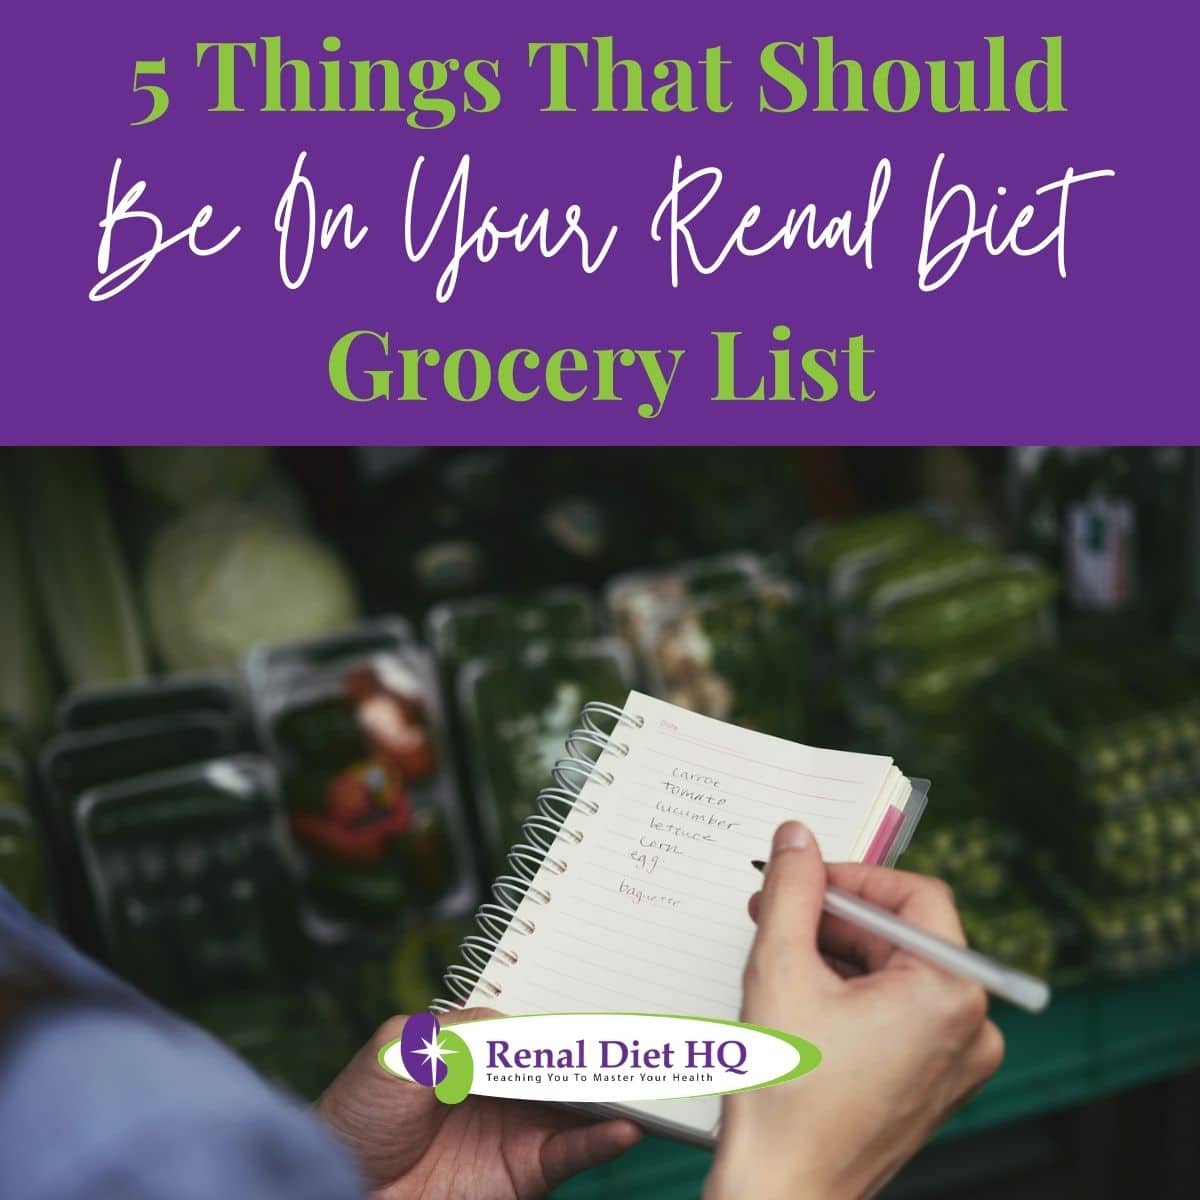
left=860, top=537, right=999, bottom=612
left=803, top=510, right=936, bottom=573
left=0, top=480, right=53, bottom=739
left=144, top=504, right=358, bottom=671
left=77, top=758, right=305, bottom=1003
left=870, top=565, right=1057, bottom=652
left=19, top=450, right=149, bottom=689
left=890, top=618, right=1046, bottom=713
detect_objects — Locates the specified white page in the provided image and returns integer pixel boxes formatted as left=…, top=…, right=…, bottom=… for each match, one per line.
left=466, top=690, right=897, bottom=1140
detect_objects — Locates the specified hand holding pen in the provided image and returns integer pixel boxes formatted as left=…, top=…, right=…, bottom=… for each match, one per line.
left=747, top=864, right=1051, bottom=1014
left=705, top=821, right=1010, bottom=1200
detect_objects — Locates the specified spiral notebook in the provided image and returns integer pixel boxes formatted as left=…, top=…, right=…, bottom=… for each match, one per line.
left=434, top=690, right=927, bottom=1147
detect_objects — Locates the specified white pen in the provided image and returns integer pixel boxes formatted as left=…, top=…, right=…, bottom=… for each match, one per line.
left=750, top=861, right=1052, bottom=1014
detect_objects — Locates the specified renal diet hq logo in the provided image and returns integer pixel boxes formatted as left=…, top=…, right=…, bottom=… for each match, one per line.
left=380, top=1012, right=820, bottom=1106
left=392, top=1012, right=475, bottom=1105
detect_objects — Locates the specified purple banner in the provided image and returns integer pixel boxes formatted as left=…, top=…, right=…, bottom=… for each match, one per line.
left=8, top=1, right=1195, bottom=443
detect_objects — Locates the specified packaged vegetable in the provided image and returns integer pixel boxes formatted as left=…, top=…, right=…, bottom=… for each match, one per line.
left=250, top=628, right=475, bottom=925
left=604, top=553, right=767, bottom=664
left=74, top=756, right=305, bottom=1003
left=459, top=640, right=633, bottom=869
left=39, top=714, right=239, bottom=945
left=868, top=562, right=1058, bottom=653
left=58, top=675, right=242, bottom=735
left=642, top=580, right=811, bottom=740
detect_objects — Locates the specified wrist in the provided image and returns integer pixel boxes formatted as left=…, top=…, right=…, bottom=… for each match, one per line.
left=705, top=1144, right=836, bottom=1200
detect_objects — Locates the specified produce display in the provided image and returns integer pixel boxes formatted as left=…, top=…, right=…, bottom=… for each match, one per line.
left=3, top=448, right=1199, bottom=1103
left=810, top=514, right=1058, bottom=730
left=250, top=623, right=475, bottom=924
left=982, top=643, right=1200, bottom=975
left=71, top=752, right=356, bottom=1093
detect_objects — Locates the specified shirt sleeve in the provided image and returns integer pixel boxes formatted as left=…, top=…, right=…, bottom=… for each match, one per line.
left=0, top=886, right=363, bottom=1200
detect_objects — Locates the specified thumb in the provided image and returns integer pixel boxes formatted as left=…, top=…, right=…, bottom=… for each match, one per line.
left=749, top=822, right=827, bottom=971
left=541, top=1119, right=642, bottom=1192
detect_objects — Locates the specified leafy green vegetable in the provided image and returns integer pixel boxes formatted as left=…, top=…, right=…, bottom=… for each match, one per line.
left=144, top=504, right=358, bottom=670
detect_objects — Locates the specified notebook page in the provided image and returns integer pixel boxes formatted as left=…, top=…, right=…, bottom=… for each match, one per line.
left=466, top=690, right=897, bottom=1138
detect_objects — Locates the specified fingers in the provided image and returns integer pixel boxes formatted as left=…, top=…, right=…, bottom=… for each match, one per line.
left=540, top=1119, right=642, bottom=1191
left=440, top=1006, right=502, bottom=1026
left=745, top=822, right=829, bottom=978
left=819, top=863, right=967, bottom=972
left=944, top=1020, right=1005, bottom=1120
left=963, top=1018, right=1005, bottom=1085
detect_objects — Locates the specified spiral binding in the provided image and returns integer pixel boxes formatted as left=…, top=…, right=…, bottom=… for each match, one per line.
left=430, top=700, right=645, bottom=1013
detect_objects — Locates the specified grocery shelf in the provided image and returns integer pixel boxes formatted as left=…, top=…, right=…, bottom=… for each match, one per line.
left=551, top=960, right=1200, bottom=1199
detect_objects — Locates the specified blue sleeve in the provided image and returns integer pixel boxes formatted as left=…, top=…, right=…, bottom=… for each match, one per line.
left=0, top=885, right=363, bottom=1200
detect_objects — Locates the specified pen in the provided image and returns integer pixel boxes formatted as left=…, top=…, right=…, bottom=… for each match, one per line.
left=750, top=860, right=1051, bottom=1014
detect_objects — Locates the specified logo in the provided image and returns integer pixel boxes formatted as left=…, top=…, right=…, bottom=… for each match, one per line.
left=388, top=1012, right=475, bottom=1105
left=380, top=1012, right=820, bottom=1107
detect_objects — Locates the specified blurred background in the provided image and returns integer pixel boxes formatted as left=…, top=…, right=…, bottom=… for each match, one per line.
left=1, top=445, right=1198, bottom=1199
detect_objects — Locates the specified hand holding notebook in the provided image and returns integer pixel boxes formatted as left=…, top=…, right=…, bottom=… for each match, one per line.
left=436, top=690, right=930, bottom=1144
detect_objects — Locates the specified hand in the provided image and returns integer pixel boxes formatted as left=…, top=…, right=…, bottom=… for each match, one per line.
left=706, top=822, right=1004, bottom=1200
left=315, top=1008, right=641, bottom=1200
